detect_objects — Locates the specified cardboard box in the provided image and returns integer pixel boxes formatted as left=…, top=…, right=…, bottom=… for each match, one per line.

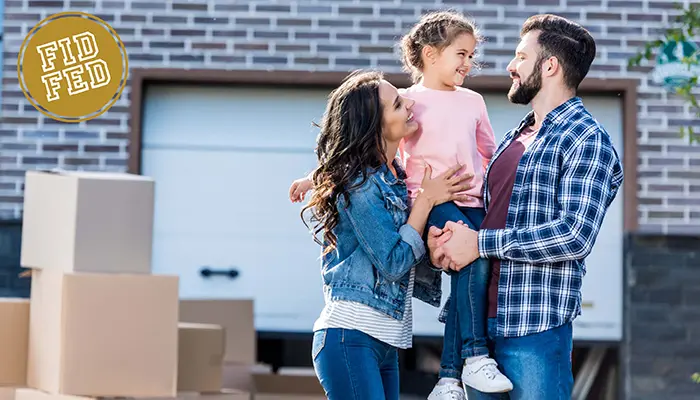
left=15, top=389, right=85, bottom=400
left=178, top=323, right=225, bottom=392
left=179, top=300, right=255, bottom=365
left=0, top=388, right=16, bottom=400
left=15, top=389, right=251, bottom=400
left=222, top=364, right=272, bottom=393
left=27, top=270, right=179, bottom=397
left=252, top=374, right=325, bottom=400
left=0, top=299, right=29, bottom=386
left=175, top=390, right=250, bottom=400
left=21, top=170, right=154, bottom=274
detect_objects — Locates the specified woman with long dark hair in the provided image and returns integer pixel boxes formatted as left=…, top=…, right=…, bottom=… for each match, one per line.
left=300, top=70, right=473, bottom=399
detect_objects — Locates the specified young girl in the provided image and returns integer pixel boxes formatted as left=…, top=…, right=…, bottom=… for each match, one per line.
left=300, top=70, right=473, bottom=400
left=290, top=10, right=513, bottom=400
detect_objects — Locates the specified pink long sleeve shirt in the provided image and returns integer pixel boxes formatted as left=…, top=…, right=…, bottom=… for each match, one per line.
left=399, top=84, right=497, bottom=208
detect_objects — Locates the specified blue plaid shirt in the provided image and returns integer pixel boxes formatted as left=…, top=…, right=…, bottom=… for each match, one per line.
left=477, top=97, right=624, bottom=338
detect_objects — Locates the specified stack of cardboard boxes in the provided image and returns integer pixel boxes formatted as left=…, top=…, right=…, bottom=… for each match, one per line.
left=0, top=170, right=325, bottom=400
left=15, top=170, right=248, bottom=400
left=21, top=171, right=181, bottom=399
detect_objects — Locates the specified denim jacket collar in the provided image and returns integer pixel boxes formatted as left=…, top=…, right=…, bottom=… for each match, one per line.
left=377, top=159, right=407, bottom=187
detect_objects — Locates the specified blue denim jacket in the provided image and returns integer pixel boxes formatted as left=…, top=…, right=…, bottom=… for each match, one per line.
left=319, top=159, right=443, bottom=320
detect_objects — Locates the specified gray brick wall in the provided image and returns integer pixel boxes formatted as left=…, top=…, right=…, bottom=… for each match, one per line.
left=625, top=234, right=700, bottom=400
left=0, top=0, right=699, bottom=235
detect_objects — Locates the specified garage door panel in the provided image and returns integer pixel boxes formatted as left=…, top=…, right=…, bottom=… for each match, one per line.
left=142, top=85, right=329, bottom=149
left=142, top=126, right=325, bottom=332
left=142, top=148, right=317, bottom=235
left=576, top=191, right=624, bottom=341
left=151, top=235, right=323, bottom=298
left=152, top=235, right=324, bottom=332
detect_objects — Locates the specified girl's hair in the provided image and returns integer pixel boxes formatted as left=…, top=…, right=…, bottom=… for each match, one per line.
left=302, top=70, right=388, bottom=253
left=399, top=10, right=484, bottom=83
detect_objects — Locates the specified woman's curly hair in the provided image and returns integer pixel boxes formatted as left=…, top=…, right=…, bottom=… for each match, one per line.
left=399, top=10, right=484, bottom=83
left=302, top=70, right=388, bottom=253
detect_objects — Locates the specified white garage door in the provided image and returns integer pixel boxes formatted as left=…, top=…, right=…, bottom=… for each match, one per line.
left=140, top=83, right=624, bottom=341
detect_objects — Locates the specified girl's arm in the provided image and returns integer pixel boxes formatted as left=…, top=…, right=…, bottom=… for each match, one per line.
left=289, top=173, right=314, bottom=203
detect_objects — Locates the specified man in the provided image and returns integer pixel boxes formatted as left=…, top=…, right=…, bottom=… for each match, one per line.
left=428, top=14, right=624, bottom=400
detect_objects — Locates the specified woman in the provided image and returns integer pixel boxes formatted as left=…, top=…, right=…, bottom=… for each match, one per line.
left=298, top=70, right=473, bottom=399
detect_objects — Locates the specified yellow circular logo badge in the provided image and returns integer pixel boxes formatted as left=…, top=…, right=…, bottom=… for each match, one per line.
left=18, top=11, right=128, bottom=123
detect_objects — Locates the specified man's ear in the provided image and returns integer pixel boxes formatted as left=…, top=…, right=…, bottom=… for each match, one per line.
left=543, top=56, right=559, bottom=77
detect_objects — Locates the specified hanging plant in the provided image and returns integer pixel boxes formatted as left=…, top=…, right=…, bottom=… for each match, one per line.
left=628, top=3, right=700, bottom=144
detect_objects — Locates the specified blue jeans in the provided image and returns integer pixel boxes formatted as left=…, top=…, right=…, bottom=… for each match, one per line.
left=312, top=328, right=400, bottom=400
left=466, top=318, right=574, bottom=400
left=427, top=203, right=489, bottom=379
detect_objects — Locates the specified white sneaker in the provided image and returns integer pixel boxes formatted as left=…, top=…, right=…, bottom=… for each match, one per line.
left=427, top=379, right=467, bottom=400
left=461, top=356, right=513, bottom=393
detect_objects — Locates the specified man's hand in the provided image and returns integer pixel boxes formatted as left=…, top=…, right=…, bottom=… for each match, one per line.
left=440, top=221, right=480, bottom=270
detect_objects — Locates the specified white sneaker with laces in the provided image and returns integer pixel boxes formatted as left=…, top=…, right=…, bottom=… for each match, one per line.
left=427, top=379, right=467, bottom=400
left=461, top=356, right=513, bottom=393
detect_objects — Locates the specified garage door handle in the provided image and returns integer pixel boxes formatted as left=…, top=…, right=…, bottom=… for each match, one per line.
left=199, top=267, right=240, bottom=279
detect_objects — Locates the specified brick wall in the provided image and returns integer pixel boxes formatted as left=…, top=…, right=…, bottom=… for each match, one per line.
left=1, top=0, right=699, bottom=234
left=625, top=234, right=700, bottom=400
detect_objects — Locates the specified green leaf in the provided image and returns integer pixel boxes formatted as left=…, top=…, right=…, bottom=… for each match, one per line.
left=689, top=96, right=699, bottom=110
left=644, top=48, right=653, bottom=60
left=690, top=129, right=700, bottom=145
left=628, top=54, right=642, bottom=67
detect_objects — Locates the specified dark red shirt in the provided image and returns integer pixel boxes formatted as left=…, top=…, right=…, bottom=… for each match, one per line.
left=481, top=127, right=537, bottom=318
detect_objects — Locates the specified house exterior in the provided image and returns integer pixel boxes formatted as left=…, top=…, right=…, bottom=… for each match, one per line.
left=0, top=1, right=698, bottom=398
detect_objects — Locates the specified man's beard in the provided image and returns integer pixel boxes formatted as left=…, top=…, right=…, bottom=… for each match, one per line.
left=508, top=70, right=542, bottom=105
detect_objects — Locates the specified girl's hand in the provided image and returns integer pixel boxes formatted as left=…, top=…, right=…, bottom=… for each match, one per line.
left=289, top=176, right=314, bottom=203
left=418, top=163, right=474, bottom=206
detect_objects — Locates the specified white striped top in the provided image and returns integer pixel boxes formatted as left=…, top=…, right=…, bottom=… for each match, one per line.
left=313, top=268, right=415, bottom=349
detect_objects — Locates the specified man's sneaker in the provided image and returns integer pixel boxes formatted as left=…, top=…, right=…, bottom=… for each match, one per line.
left=461, top=356, right=513, bottom=393
left=427, top=380, right=467, bottom=400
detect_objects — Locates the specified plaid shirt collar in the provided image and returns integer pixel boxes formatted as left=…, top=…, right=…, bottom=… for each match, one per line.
left=512, top=96, right=585, bottom=136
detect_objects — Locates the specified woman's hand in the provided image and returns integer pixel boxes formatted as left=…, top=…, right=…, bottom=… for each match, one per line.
left=289, top=176, right=314, bottom=203
left=439, top=221, right=480, bottom=271
left=417, top=163, right=474, bottom=207
left=427, top=221, right=466, bottom=270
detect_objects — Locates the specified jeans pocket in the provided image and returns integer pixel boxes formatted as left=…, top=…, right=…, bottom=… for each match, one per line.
left=312, top=329, right=327, bottom=361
